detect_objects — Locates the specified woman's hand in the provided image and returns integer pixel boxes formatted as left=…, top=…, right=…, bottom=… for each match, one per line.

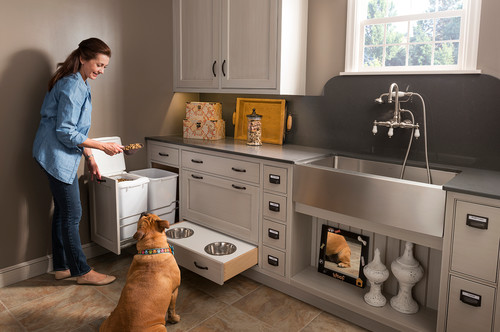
left=101, top=142, right=124, bottom=156
left=87, top=156, right=101, bottom=181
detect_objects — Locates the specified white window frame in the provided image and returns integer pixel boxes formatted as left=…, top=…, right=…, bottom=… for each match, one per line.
left=343, top=0, right=482, bottom=75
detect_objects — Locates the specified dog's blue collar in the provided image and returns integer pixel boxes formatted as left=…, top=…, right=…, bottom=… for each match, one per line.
left=137, top=245, right=174, bottom=256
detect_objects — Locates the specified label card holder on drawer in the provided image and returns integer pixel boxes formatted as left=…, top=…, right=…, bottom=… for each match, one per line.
left=466, top=214, right=488, bottom=230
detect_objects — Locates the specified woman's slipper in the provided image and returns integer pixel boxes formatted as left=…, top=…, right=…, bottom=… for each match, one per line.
left=54, top=270, right=71, bottom=280
left=77, top=274, right=116, bottom=286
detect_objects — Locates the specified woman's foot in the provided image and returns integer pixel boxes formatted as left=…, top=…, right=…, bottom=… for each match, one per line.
left=76, top=270, right=116, bottom=286
left=54, top=269, right=71, bottom=280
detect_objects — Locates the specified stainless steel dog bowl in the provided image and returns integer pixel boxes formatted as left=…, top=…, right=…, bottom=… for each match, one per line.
left=204, top=242, right=237, bottom=256
left=166, top=227, right=194, bottom=239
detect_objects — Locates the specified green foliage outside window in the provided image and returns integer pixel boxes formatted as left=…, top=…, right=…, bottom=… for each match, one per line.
left=363, top=0, right=462, bottom=68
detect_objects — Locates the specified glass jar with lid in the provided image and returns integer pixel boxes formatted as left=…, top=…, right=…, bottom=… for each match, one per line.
left=246, top=108, right=262, bottom=146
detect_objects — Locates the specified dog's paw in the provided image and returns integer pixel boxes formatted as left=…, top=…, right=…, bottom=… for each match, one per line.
left=337, top=262, right=351, bottom=268
left=167, top=311, right=180, bottom=324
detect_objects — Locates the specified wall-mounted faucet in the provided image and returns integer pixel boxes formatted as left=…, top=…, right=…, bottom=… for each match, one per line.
left=372, top=83, right=419, bottom=138
left=372, top=83, right=431, bottom=184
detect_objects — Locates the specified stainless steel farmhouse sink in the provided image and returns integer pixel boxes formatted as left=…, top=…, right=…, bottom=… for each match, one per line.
left=293, top=155, right=459, bottom=238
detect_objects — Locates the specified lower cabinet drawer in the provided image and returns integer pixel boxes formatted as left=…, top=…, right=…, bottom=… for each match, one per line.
left=263, top=219, right=286, bottom=250
left=262, top=246, right=285, bottom=277
left=263, top=192, right=287, bottom=223
left=446, top=275, right=495, bottom=332
left=148, top=142, right=179, bottom=166
left=451, top=200, right=500, bottom=282
left=167, top=221, right=258, bottom=285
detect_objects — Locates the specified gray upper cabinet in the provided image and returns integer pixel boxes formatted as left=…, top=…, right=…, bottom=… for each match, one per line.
left=173, top=0, right=308, bottom=95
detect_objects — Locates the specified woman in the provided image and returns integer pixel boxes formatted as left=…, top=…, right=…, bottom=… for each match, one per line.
left=33, top=38, right=122, bottom=285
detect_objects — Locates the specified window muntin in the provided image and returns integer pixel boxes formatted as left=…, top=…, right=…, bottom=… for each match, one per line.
left=345, top=0, right=482, bottom=74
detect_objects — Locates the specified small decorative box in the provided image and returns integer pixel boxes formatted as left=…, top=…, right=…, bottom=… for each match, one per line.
left=183, top=119, right=225, bottom=140
left=185, top=102, right=222, bottom=121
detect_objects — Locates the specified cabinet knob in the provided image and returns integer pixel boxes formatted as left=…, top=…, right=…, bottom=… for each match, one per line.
left=158, top=152, right=169, bottom=157
left=232, top=184, right=246, bottom=190
left=191, top=159, right=204, bottom=164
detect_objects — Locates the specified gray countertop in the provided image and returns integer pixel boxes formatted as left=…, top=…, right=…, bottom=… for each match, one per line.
left=146, top=136, right=333, bottom=164
left=146, top=135, right=500, bottom=200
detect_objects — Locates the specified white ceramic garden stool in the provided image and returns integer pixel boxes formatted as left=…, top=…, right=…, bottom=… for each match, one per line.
left=363, top=248, right=390, bottom=307
left=390, top=242, right=424, bottom=314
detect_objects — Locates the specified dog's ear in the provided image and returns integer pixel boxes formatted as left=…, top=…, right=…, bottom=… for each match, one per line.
left=133, top=229, right=145, bottom=241
left=157, top=219, right=170, bottom=231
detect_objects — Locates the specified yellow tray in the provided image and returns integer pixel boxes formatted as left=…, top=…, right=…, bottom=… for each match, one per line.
left=233, top=98, right=287, bottom=145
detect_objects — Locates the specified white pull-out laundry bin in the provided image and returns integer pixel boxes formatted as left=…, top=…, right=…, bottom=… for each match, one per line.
left=89, top=136, right=149, bottom=255
left=129, top=168, right=178, bottom=223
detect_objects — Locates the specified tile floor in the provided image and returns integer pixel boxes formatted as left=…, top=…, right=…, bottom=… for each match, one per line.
left=0, top=249, right=369, bottom=332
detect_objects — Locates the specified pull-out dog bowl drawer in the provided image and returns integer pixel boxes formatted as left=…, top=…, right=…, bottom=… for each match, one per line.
left=167, top=221, right=257, bottom=285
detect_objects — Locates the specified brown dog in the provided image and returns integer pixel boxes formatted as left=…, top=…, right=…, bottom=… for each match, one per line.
left=100, top=213, right=181, bottom=332
left=325, top=231, right=352, bottom=268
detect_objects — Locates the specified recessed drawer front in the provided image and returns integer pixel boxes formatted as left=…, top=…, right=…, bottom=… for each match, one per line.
left=263, top=165, right=287, bottom=194
left=182, top=150, right=259, bottom=183
left=263, top=219, right=286, bottom=250
left=451, top=201, right=500, bottom=282
left=263, top=193, right=287, bottom=223
left=148, top=143, right=179, bottom=166
left=446, top=275, right=495, bottom=332
left=262, top=246, right=285, bottom=277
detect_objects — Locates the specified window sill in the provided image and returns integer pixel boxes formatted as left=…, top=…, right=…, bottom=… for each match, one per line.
left=340, top=70, right=482, bottom=76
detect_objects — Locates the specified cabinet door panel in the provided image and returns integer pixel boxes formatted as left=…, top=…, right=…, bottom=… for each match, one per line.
left=173, top=0, right=220, bottom=89
left=220, top=0, right=278, bottom=89
left=181, top=170, right=259, bottom=243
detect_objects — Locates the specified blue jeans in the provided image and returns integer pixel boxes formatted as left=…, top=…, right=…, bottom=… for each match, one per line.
left=44, top=168, right=91, bottom=277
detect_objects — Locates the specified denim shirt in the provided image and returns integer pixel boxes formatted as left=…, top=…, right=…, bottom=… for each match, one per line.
left=33, top=72, right=92, bottom=184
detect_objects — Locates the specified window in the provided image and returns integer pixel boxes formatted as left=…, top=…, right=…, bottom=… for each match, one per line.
left=344, top=0, right=482, bottom=74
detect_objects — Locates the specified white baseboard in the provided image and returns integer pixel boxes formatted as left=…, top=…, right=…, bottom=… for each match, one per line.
left=0, top=242, right=109, bottom=288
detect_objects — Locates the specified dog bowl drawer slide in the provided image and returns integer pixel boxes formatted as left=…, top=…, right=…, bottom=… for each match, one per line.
left=167, top=221, right=258, bottom=285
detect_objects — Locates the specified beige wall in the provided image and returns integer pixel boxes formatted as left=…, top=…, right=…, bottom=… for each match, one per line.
left=0, top=0, right=193, bottom=270
left=0, top=0, right=499, bottom=272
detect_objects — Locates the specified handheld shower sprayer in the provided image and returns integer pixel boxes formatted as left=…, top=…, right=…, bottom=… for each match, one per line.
left=371, top=83, right=431, bottom=184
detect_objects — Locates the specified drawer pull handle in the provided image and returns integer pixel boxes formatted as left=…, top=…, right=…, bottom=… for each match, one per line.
left=268, top=255, right=279, bottom=266
left=194, top=261, right=208, bottom=270
left=158, top=152, right=169, bottom=157
left=466, top=214, right=488, bottom=230
left=191, top=159, right=204, bottom=164
left=269, top=174, right=281, bottom=184
left=191, top=174, right=203, bottom=180
left=269, top=201, right=280, bottom=212
left=231, top=167, right=246, bottom=173
left=268, top=228, right=279, bottom=239
left=460, top=290, right=481, bottom=307
left=232, top=184, right=246, bottom=190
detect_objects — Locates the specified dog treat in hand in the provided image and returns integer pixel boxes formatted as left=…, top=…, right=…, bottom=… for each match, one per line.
left=123, top=143, right=143, bottom=150
left=123, top=143, right=144, bottom=155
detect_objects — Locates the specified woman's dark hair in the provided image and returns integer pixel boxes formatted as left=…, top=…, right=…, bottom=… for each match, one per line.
left=47, top=37, right=111, bottom=91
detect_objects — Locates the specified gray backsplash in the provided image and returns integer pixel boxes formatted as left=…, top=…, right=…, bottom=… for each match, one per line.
left=201, top=74, right=500, bottom=171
